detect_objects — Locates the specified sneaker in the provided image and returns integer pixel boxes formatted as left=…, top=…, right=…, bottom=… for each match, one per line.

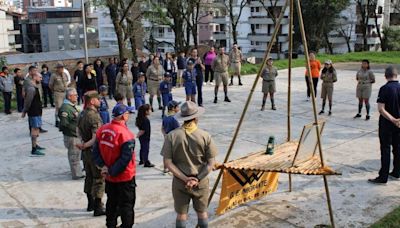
left=328, top=111, right=332, bottom=116
left=144, top=161, right=155, bottom=168
left=319, top=110, right=324, bottom=115
left=39, top=128, right=48, bottom=133
left=224, top=97, right=231, bottom=102
left=31, top=148, right=45, bottom=156
left=272, top=106, right=276, bottom=110
left=213, top=97, right=217, bottom=104
left=306, top=97, right=310, bottom=102
left=139, top=161, right=144, bottom=165
left=36, top=145, right=46, bottom=150
left=366, top=115, right=370, bottom=120
left=354, top=113, right=362, bottom=118
left=368, top=177, right=387, bottom=185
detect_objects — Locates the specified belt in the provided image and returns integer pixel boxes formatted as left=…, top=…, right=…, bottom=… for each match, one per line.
left=263, top=79, right=274, bottom=82
left=359, top=82, right=371, bottom=84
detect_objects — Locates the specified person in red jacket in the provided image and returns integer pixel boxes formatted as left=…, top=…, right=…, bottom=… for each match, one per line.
left=93, top=103, right=136, bottom=228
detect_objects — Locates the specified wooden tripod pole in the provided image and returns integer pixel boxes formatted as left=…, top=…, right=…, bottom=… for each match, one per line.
left=295, top=0, right=335, bottom=227
left=207, top=0, right=289, bottom=206
left=287, top=0, right=294, bottom=193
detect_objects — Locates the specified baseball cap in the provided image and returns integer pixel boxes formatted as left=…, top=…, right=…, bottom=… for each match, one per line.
left=112, top=104, right=135, bottom=117
left=168, top=100, right=181, bottom=110
left=99, top=85, right=108, bottom=92
left=187, top=60, right=194, bottom=65
left=325, top=60, right=332, bottom=65
left=164, top=72, right=172, bottom=77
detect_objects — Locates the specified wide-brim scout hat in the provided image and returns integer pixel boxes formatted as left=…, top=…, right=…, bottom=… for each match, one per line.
left=176, top=101, right=205, bottom=121
left=84, top=91, right=100, bottom=101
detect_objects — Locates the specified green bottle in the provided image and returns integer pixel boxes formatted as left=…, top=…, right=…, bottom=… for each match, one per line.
left=266, top=136, right=275, bottom=155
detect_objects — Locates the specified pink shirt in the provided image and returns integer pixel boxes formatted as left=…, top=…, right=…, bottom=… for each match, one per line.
left=204, top=51, right=217, bottom=66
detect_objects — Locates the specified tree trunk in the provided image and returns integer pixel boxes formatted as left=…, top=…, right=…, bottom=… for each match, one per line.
left=374, top=13, right=385, bottom=51
left=113, top=21, right=126, bottom=60
left=346, top=37, right=352, bottom=52
left=324, top=32, right=333, bottom=54
left=232, top=23, right=238, bottom=45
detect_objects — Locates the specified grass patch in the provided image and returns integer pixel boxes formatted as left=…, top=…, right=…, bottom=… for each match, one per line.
left=371, top=206, right=400, bottom=228
left=241, top=51, right=400, bottom=75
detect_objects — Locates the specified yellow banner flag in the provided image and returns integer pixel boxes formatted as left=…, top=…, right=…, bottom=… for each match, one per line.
left=216, top=169, right=279, bottom=215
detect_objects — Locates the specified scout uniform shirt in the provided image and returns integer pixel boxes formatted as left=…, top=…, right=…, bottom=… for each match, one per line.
left=160, top=80, right=172, bottom=96
left=49, top=72, right=68, bottom=93
left=212, top=54, right=229, bottom=73
left=229, top=49, right=242, bottom=64
left=77, top=108, right=102, bottom=144
left=356, top=69, right=375, bottom=99
left=59, top=100, right=80, bottom=137
left=262, top=66, right=278, bottom=81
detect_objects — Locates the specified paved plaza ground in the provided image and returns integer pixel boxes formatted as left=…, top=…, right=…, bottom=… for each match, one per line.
left=0, top=63, right=399, bottom=227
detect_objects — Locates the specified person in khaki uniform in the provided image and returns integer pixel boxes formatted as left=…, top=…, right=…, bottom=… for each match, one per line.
left=76, top=91, right=106, bottom=217
left=146, top=56, right=165, bottom=111
left=49, top=63, right=68, bottom=127
left=319, top=60, right=337, bottom=116
left=116, top=62, right=134, bottom=107
left=162, top=101, right=218, bottom=228
left=261, top=57, right=278, bottom=111
left=58, top=88, right=84, bottom=179
left=229, top=43, right=243, bottom=86
left=212, top=46, right=231, bottom=104
left=354, top=59, right=375, bottom=120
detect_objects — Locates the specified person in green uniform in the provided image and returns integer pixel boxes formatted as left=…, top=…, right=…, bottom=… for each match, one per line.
left=354, top=59, right=375, bottom=120
left=76, top=91, right=106, bottom=217
left=58, top=88, right=84, bottom=180
left=319, top=60, right=337, bottom=116
left=49, top=63, right=68, bottom=127
left=261, top=57, right=278, bottom=111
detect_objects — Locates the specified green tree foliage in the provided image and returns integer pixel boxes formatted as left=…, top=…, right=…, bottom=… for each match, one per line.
left=383, top=27, right=400, bottom=51
left=294, top=0, right=349, bottom=53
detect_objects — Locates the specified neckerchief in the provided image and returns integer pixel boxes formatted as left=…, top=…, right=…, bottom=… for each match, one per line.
left=182, top=121, right=197, bottom=134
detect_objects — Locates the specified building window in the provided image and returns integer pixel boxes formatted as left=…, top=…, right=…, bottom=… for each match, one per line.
left=251, top=41, right=254, bottom=45
left=251, top=7, right=254, bottom=12
left=255, top=24, right=260, bottom=29
left=256, top=7, right=260, bottom=12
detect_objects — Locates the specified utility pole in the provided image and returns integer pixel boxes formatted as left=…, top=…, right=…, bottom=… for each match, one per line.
left=81, top=0, right=89, bottom=63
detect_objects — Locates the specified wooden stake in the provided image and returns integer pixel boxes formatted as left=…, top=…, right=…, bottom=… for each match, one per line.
left=288, top=0, right=294, bottom=193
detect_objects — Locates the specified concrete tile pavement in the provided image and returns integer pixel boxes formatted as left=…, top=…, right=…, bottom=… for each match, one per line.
left=0, top=65, right=398, bottom=227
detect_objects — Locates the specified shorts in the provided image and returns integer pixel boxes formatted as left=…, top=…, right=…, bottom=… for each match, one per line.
left=184, top=83, right=197, bottom=95
left=147, top=80, right=160, bottom=96
left=356, top=84, right=372, bottom=99
left=230, top=62, right=241, bottom=75
left=29, top=116, right=42, bottom=129
left=262, top=80, right=276, bottom=93
left=117, top=85, right=133, bottom=99
left=172, top=177, right=209, bottom=214
left=162, top=94, right=172, bottom=107
left=321, top=83, right=333, bottom=100
left=134, top=97, right=145, bottom=109
left=215, top=72, right=229, bottom=86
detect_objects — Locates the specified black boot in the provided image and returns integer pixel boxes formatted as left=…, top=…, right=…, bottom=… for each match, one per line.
left=238, top=76, right=243, bottom=86
left=93, top=198, right=106, bottom=216
left=229, top=76, right=233, bottom=86
left=86, top=194, right=94, bottom=212
left=55, top=120, right=60, bottom=128
left=144, top=161, right=155, bottom=168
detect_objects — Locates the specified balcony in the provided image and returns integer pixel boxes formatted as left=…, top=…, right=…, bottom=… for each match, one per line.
left=248, top=33, right=289, bottom=42
left=213, top=16, right=227, bottom=24
left=249, top=16, right=288, bottom=25
left=212, top=31, right=227, bottom=40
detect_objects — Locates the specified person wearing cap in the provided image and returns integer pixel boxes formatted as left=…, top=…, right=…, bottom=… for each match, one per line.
left=49, top=63, right=69, bottom=127
left=58, top=87, right=84, bottom=179
left=160, top=72, right=173, bottom=117
left=161, top=100, right=181, bottom=173
left=133, top=73, right=147, bottom=109
left=162, top=101, right=218, bottom=228
left=76, top=91, right=106, bottom=216
left=146, top=56, right=165, bottom=112
left=319, top=60, right=337, bottom=116
left=22, top=72, right=46, bottom=156
left=261, top=57, right=278, bottom=111
left=229, top=43, right=243, bottom=86
left=368, top=66, right=400, bottom=184
left=212, top=46, right=231, bottom=103
left=99, top=85, right=110, bottom=124
left=116, top=62, right=134, bottom=107
left=183, top=60, right=197, bottom=103
left=354, top=59, right=375, bottom=120
left=92, top=104, right=137, bottom=227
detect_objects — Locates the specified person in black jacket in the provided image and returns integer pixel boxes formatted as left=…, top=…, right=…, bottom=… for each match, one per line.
left=14, top=68, right=24, bottom=112
left=21, top=72, right=45, bottom=156
left=81, top=64, right=98, bottom=94
left=74, top=61, right=84, bottom=104
left=176, top=52, right=186, bottom=87
left=94, top=59, right=105, bottom=89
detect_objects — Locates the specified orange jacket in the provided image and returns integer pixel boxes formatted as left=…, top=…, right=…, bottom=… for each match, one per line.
left=305, top=60, right=321, bottom=78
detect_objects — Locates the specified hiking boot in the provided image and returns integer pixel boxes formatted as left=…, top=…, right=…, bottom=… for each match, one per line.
left=213, top=97, right=217, bottom=104
left=366, top=115, right=370, bottom=120
left=31, top=148, right=45, bottom=156
left=224, top=97, right=231, bottom=102
left=36, top=145, right=46, bottom=150
left=93, top=198, right=106, bottom=216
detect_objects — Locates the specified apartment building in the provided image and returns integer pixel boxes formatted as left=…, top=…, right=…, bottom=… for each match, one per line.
left=0, top=7, right=23, bottom=53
